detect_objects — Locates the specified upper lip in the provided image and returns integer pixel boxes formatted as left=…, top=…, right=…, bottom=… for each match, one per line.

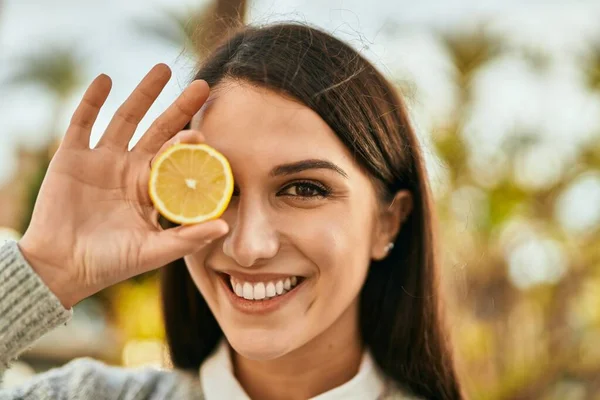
left=219, top=270, right=304, bottom=283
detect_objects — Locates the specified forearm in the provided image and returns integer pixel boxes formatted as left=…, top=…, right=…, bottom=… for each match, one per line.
left=0, top=241, right=72, bottom=374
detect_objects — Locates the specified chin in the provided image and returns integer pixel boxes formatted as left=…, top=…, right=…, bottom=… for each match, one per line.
left=224, top=327, right=301, bottom=361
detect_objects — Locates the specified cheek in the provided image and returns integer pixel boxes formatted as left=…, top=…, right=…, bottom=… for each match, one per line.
left=284, top=202, right=374, bottom=301
left=184, top=251, right=218, bottom=306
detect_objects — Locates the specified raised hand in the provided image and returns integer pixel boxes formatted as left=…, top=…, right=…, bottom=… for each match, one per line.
left=18, top=64, right=229, bottom=308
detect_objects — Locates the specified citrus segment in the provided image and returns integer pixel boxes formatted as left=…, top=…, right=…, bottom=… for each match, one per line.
left=149, top=143, right=234, bottom=225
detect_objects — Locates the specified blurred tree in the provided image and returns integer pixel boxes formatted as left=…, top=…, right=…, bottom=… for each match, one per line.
left=439, top=26, right=501, bottom=92
left=584, top=43, right=600, bottom=91
left=136, top=6, right=208, bottom=60
left=2, top=46, right=84, bottom=231
left=436, top=27, right=600, bottom=399
left=135, top=0, right=247, bottom=61
left=5, top=47, right=84, bottom=144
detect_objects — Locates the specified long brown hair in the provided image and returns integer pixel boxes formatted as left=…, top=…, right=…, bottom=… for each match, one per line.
left=161, top=23, right=464, bottom=399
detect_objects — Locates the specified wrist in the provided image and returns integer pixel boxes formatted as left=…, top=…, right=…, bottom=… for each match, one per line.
left=17, top=239, right=81, bottom=309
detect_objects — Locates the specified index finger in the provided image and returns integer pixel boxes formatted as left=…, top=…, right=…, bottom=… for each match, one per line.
left=132, top=80, right=209, bottom=154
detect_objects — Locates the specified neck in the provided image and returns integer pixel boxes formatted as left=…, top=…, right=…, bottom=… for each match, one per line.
left=233, top=302, right=363, bottom=400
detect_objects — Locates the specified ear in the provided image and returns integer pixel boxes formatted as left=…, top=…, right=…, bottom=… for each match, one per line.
left=371, top=190, right=413, bottom=260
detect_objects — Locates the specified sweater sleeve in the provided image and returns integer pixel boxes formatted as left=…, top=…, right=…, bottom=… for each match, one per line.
left=0, top=357, right=205, bottom=400
left=0, top=241, right=205, bottom=400
left=0, top=240, right=72, bottom=373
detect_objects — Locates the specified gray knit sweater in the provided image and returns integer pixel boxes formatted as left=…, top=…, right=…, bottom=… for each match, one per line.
left=0, top=240, right=416, bottom=400
left=0, top=240, right=203, bottom=399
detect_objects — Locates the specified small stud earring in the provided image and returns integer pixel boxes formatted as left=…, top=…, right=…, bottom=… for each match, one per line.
left=385, top=242, right=395, bottom=253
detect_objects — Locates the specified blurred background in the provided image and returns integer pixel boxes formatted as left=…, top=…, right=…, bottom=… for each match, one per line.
left=1, top=0, right=600, bottom=398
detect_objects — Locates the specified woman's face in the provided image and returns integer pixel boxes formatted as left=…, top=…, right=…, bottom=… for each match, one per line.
left=185, top=81, right=390, bottom=360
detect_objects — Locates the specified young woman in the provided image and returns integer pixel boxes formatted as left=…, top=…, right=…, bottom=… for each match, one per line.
left=0, top=23, right=464, bottom=399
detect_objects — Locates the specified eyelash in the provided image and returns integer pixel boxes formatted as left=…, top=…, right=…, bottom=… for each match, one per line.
left=231, top=180, right=332, bottom=199
left=279, top=180, right=332, bottom=199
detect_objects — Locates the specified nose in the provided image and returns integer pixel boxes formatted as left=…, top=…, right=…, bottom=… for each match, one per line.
left=222, top=196, right=280, bottom=267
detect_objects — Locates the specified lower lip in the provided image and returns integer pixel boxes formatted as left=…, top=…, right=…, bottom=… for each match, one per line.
left=218, top=275, right=307, bottom=315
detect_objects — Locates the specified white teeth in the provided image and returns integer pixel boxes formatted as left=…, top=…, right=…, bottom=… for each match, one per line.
left=230, top=276, right=301, bottom=301
left=275, top=281, right=284, bottom=295
left=254, top=282, right=266, bottom=299
left=243, top=282, right=253, bottom=300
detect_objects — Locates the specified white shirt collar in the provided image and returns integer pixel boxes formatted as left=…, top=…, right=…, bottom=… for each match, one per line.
left=199, top=340, right=387, bottom=400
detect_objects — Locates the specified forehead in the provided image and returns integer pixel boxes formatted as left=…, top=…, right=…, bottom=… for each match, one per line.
left=190, top=82, right=353, bottom=170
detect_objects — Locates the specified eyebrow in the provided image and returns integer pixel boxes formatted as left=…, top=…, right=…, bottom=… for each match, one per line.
left=270, top=159, right=348, bottom=179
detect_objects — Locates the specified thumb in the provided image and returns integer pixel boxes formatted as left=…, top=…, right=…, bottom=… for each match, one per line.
left=172, top=219, right=230, bottom=244
left=142, top=219, right=229, bottom=270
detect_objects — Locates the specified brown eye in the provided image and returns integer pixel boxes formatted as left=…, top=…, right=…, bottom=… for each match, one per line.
left=280, top=181, right=331, bottom=198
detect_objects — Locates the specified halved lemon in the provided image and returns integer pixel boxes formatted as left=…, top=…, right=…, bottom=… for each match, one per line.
left=149, top=143, right=234, bottom=225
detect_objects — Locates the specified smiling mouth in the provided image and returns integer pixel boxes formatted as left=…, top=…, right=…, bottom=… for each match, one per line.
left=220, top=274, right=306, bottom=301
